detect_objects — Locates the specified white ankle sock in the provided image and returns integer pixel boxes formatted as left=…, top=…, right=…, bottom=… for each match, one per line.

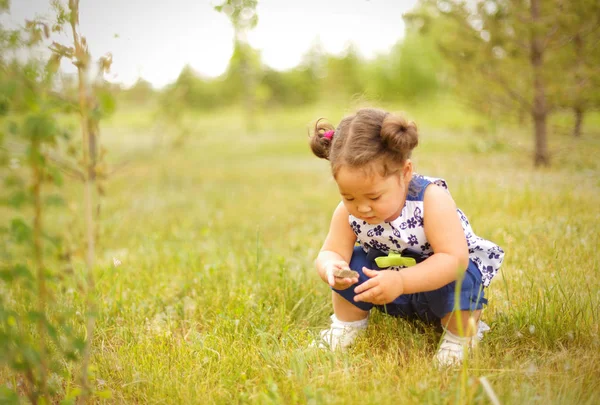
left=443, top=328, right=473, bottom=344
left=331, top=314, right=369, bottom=329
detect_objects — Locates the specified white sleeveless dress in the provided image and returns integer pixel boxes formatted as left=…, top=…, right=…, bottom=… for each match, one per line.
left=348, top=174, right=504, bottom=287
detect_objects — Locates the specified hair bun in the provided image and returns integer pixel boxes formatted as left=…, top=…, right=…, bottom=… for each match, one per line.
left=380, top=114, right=418, bottom=159
left=309, top=119, right=335, bottom=160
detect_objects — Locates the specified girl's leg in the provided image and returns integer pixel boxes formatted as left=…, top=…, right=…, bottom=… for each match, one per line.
left=316, top=247, right=373, bottom=350
left=436, top=309, right=483, bottom=365
left=434, top=262, right=488, bottom=365
left=332, top=291, right=369, bottom=322
left=441, top=309, right=481, bottom=337
left=425, top=260, right=487, bottom=335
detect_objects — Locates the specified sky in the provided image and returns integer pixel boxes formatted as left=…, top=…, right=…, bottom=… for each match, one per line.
left=6, top=0, right=419, bottom=88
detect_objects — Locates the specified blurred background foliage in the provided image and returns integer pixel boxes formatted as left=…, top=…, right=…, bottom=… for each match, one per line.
left=144, top=30, right=447, bottom=111
left=2, top=0, right=594, bottom=165
left=113, top=0, right=598, bottom=166
left=1, top=0, right=599, bottom=402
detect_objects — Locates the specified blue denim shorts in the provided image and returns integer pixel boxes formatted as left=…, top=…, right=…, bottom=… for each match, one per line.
left=332, top=246, right=487, bottom=324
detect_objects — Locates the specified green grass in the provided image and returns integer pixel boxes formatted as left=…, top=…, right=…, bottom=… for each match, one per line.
left=3, top=100, right=600, bottom=403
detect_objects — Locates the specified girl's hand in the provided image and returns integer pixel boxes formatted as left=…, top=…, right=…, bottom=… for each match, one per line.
left=324, top=260, right=359, bottom=290
left=353, top=267, right=404, bottom=305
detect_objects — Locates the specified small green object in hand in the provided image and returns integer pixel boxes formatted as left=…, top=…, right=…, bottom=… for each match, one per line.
left=374, top=252, right=417, bottom=268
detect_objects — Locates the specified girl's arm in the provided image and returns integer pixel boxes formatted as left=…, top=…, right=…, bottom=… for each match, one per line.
left=398, top=184, right=469, bottom=294
left=315, top=202, right=357, bottom=284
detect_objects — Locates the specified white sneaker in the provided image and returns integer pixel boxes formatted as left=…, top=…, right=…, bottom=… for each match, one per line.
left=435, top=321, right=490, bottom=366
left=313, top=314, right=368, bottom=351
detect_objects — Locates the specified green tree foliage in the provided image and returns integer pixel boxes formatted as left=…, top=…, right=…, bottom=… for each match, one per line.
left=260, top=67, right=318, bottom=106
left=548, top=0, right=600, bottom=137
left=407, top=1, right=529, bottom=118
left=322, top=44, right=365, bottom=102
left=214, top=0, right=258, bottom=41
left=366, top=31, right=444, bottom=102
left=121, top=78, right=154, bottom=104
left=156, top=21, right=446, bottom=111
left=168, top=64, right=225, bottom=109
left=0, top=13, right=80, bottom=404
left=1, top=0, right=115, bottom=402
left=395, top=32, right=443, bottom=100
left=410, top=0, right=600, bottom=166
left=220, top=41, right=263, bottom=106
left=215, top=0, right=259, bottom=131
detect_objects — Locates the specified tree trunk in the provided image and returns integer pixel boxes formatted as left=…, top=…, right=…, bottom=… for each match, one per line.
left=31, top=140, right=49, bottom=404
left=87, top=100, right=98, bottom=180
left=530, top=0, right=550, bottom=166
left=239, top=43, right=256, bottom=133
left=70, top=2, right=97, bottom=400
left=573, top=106, right=584, bottom=138
left=572, top=33, right=584, bottom=138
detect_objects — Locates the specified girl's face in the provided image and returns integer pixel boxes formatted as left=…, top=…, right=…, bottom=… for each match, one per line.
left=335, top=161, right=413, bottom=224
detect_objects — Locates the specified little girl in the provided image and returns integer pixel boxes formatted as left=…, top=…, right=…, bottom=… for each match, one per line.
left=309, top=108, right=504, bottom=365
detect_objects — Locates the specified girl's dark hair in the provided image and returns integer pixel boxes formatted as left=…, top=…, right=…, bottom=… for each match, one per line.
left=309, top=108, right=419, bottom=177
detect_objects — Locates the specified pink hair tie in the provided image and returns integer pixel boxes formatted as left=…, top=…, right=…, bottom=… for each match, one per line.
left=323, top=130, right=334, bottom=140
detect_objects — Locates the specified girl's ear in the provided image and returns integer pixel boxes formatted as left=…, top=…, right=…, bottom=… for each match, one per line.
left=403, top=159, right=413, bottom=183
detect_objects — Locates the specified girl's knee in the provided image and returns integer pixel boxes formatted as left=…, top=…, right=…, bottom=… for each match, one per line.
left=332, top=289, right=373, bottom=312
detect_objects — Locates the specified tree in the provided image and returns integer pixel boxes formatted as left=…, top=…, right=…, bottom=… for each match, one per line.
left=215, top=0, right=259, bottom=132
left=44, top=1, right=115, bottom=401
left=412, top=0, right=597, bottom=166
left=550, top=0, right=600, bottom=137
left=322, top=44, right=366, bottom=102
left=365, top=31, right=444, bottom=103
left=0, top=1, right=113, bottom=401
left=122, top=77, right=155, bottom=104
left=257, top=40, right=324, bottom=107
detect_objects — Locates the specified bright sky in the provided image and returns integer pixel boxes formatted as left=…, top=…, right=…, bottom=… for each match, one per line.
left=6, top=0, right=419, bottom=88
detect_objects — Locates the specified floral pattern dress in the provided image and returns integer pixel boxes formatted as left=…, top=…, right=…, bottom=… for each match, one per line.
left=349, top=174, right=504, bottom=287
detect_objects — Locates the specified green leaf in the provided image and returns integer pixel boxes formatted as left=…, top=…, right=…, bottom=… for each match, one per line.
left=24, top=112, right=57, bottom=142
left=3, top=174, right=25, bottom=188
left=13, top=263, right=33, bottom=279
left=6, top=190, right=29, bottom=208
left=10, top=218, right=32, bottom=243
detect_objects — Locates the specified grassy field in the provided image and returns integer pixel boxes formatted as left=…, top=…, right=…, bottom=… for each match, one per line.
left=3, top=99, right=600, bottom=403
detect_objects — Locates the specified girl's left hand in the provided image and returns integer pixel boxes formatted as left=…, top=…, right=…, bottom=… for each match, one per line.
left=353, top=267, right=404, bottom=305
